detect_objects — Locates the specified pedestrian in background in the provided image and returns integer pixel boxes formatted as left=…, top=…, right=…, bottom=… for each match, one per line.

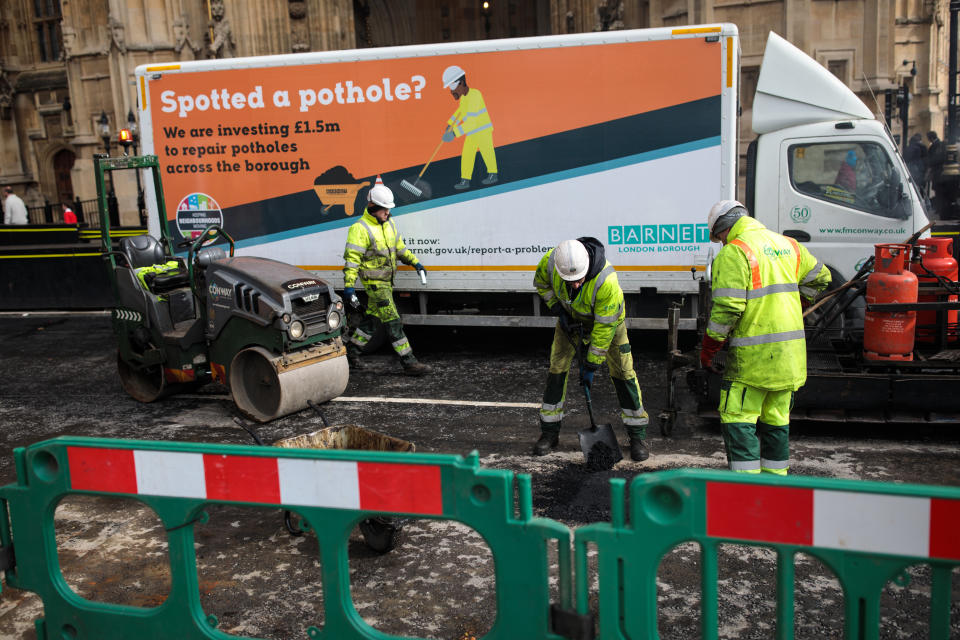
left=700, top=201, right=831, bottom=475
left=62, top=203, right=77, bottom=224
left=926, top=131, right=946, bottom=215
left=3, top=186, right=28, bottom=225
left=904, top=133, right=927, bottom=193
left=343, top=183, right=430, bottom=376
left=531, top=237, right=650, bottom=461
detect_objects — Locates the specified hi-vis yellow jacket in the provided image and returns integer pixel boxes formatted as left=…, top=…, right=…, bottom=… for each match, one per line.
left=448, top=88, right=493, bottom=138
left=343, top=209, right=419, bottom=288
left=706, top=216, right=831, bottom=390
left=534, top=248, right=626, bottom=366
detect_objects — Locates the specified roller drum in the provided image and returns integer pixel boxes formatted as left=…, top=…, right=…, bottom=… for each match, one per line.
left=230, top=344, right=349, bottom=422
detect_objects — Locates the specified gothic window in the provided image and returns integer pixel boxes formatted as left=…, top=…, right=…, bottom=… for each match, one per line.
left=33, top=0, right=63, bottom=62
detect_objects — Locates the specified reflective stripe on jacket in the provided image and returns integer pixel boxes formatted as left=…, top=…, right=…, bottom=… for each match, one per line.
left=533, top=249, right=626, bottom=366
left=343, top=209, right=419, bottom=287
left=707, top=216, right=831, bottom=390
left=448, top=88, right=493, bottom=138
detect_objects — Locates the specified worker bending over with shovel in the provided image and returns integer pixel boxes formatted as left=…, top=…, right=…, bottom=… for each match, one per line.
left=701, top=200, right=831, bottom=474
left=532, top=238, right=650, bottom=461
left=343, top=184, right=430, bottom=376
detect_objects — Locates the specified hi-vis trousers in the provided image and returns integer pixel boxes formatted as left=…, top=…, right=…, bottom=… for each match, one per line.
left=719, top=380, right=792, bottom=475
left=539, top=322, right=648, bottom=439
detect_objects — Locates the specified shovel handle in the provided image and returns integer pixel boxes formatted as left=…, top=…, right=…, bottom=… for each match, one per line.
left=582, top=382, right=598, bottom=430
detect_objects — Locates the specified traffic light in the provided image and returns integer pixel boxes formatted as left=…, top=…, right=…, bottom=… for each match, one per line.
left=884, top=88, right=894, bottom=124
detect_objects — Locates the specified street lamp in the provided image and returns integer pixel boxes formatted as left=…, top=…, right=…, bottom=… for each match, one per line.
left=480, top=1, right=492, bottom=38
left=124, top=109, right=146, bottom=225
left=98, top=110, right=120, bottom=226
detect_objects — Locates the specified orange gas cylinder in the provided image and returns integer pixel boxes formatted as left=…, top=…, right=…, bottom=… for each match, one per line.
left=864, top=243, right=918, bottom=361
left=910, top=237, right=958, bottom=343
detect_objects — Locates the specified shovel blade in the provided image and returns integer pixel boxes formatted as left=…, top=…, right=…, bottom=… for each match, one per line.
left=578, top=423, right=623, bottom=471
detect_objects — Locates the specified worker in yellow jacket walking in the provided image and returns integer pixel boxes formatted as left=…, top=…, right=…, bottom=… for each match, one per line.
left=442, top=65, right=498, bottom=190
left=700, top=200, right=831, bottom=474
left=343, top=184, right=430, bottom=376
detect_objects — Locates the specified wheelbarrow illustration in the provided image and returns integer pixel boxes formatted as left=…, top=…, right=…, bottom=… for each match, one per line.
left=313, top=181, right=370, bottom=216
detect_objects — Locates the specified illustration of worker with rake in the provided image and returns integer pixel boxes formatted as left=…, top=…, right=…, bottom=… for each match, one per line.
left=402, top=65, right=499, bottom=197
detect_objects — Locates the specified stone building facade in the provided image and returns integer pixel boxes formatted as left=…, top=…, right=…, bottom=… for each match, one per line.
left=0, top=0, right=951, bottom=225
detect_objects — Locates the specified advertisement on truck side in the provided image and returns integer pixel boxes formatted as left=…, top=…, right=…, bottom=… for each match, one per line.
left=139, top=29, right=736, bottom=288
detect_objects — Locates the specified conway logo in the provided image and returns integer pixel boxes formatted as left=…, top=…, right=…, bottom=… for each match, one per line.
left=763, top=246, right=793, bottom=258
left=209, top=283, right=233, bottom=298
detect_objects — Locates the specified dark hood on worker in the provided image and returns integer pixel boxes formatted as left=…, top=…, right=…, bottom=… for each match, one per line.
left=578, top=236, right=606, bottom=282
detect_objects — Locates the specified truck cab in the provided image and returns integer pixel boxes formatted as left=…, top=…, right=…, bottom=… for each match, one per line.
left=747, top=33, right=928, bottom=282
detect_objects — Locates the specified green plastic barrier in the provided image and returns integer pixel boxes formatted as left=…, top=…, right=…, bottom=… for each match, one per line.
left=572, top=469, right=960, bottom=640
left=0, top=436, right=572, bottom=640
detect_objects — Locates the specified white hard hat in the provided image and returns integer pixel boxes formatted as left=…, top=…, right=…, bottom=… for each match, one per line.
left=707, top=200, right=746, bottom=240
left=442, top=65, right=466, bottom=89
left=554, top=239, right=590, bottom=281
left=367, top=184, right=395, bottom=209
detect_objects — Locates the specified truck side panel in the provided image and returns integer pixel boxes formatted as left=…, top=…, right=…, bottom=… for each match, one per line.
left=139, top=28, right=738, bottom=297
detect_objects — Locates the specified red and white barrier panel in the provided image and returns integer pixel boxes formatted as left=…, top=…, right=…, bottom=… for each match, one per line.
left=66, top=446, right=443, bottom=516
left=707, top=482, right=960, bottom=560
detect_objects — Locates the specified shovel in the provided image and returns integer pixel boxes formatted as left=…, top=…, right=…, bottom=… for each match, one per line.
left=565, top=323, right=623, bottom=471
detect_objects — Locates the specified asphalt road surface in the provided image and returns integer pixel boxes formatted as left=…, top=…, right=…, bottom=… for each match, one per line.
left=1, top=314, right=959, bottom=639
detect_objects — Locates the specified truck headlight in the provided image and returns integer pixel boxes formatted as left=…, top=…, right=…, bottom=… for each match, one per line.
left=289, top=320, right=305, bottom=340
left=327, top=310, right=342, bottom=331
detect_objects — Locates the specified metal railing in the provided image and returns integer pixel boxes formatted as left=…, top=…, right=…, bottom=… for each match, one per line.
left=26, top=198, right=101, bottom=227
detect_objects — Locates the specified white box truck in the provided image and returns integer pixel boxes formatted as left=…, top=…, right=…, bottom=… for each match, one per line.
left=135, top=25, right=928, bottom=329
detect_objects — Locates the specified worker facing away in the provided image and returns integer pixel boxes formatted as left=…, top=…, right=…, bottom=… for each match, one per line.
left=441, top=65, right=498, bottom=190
left=701, top=200, right=831, bottom=475
left=532, top=238, right=650, bottom=461
left=343, top=184, right=430, bottom=376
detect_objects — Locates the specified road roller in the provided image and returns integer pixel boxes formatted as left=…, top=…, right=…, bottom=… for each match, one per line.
left=97, top=154, right=349, bottom=421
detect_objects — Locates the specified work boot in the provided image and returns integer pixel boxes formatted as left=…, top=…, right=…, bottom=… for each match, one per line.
left=454, top=179, right=471, bottom=190
left=629, top=438, right=650, bottom=462
left=481, top=173, right=498, bottom=185
left=401, top=356, right=431, bottom=376
left=346, top=345, right=364, bottom=370
left=532, top=432, right=559, bottom=456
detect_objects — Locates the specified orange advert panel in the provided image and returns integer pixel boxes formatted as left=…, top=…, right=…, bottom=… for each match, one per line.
left=147, top=38, right=721, bottom=218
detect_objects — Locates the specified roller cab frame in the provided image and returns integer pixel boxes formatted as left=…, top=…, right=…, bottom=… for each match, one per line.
left=97, top=153, right=349, bottom=422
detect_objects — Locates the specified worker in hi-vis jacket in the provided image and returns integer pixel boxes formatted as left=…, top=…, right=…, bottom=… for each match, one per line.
left=441, top=65, right=498, bottom=190
left=343, top=184, right=430, bottom=376
left=532, top=237, right=651, bottom=461
left=700, top=200, right=831, bottom=475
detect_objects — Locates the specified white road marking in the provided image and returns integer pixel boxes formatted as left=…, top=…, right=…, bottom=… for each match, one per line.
left=175, top=394, right=541, bottom=409
left=330, top=396, right=541, bottom=409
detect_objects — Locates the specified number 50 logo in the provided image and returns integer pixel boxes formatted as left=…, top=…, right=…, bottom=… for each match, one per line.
left=790, top=206, right=811, bottom=223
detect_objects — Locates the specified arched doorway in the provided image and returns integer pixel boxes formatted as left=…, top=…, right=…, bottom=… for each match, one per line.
left=53, top=148, right=75, bottom=203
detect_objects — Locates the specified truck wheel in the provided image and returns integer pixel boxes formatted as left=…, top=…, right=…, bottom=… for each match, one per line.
left=117, top=352, right=166, bottom=402
left=359, top=517, right=405, bottom=554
